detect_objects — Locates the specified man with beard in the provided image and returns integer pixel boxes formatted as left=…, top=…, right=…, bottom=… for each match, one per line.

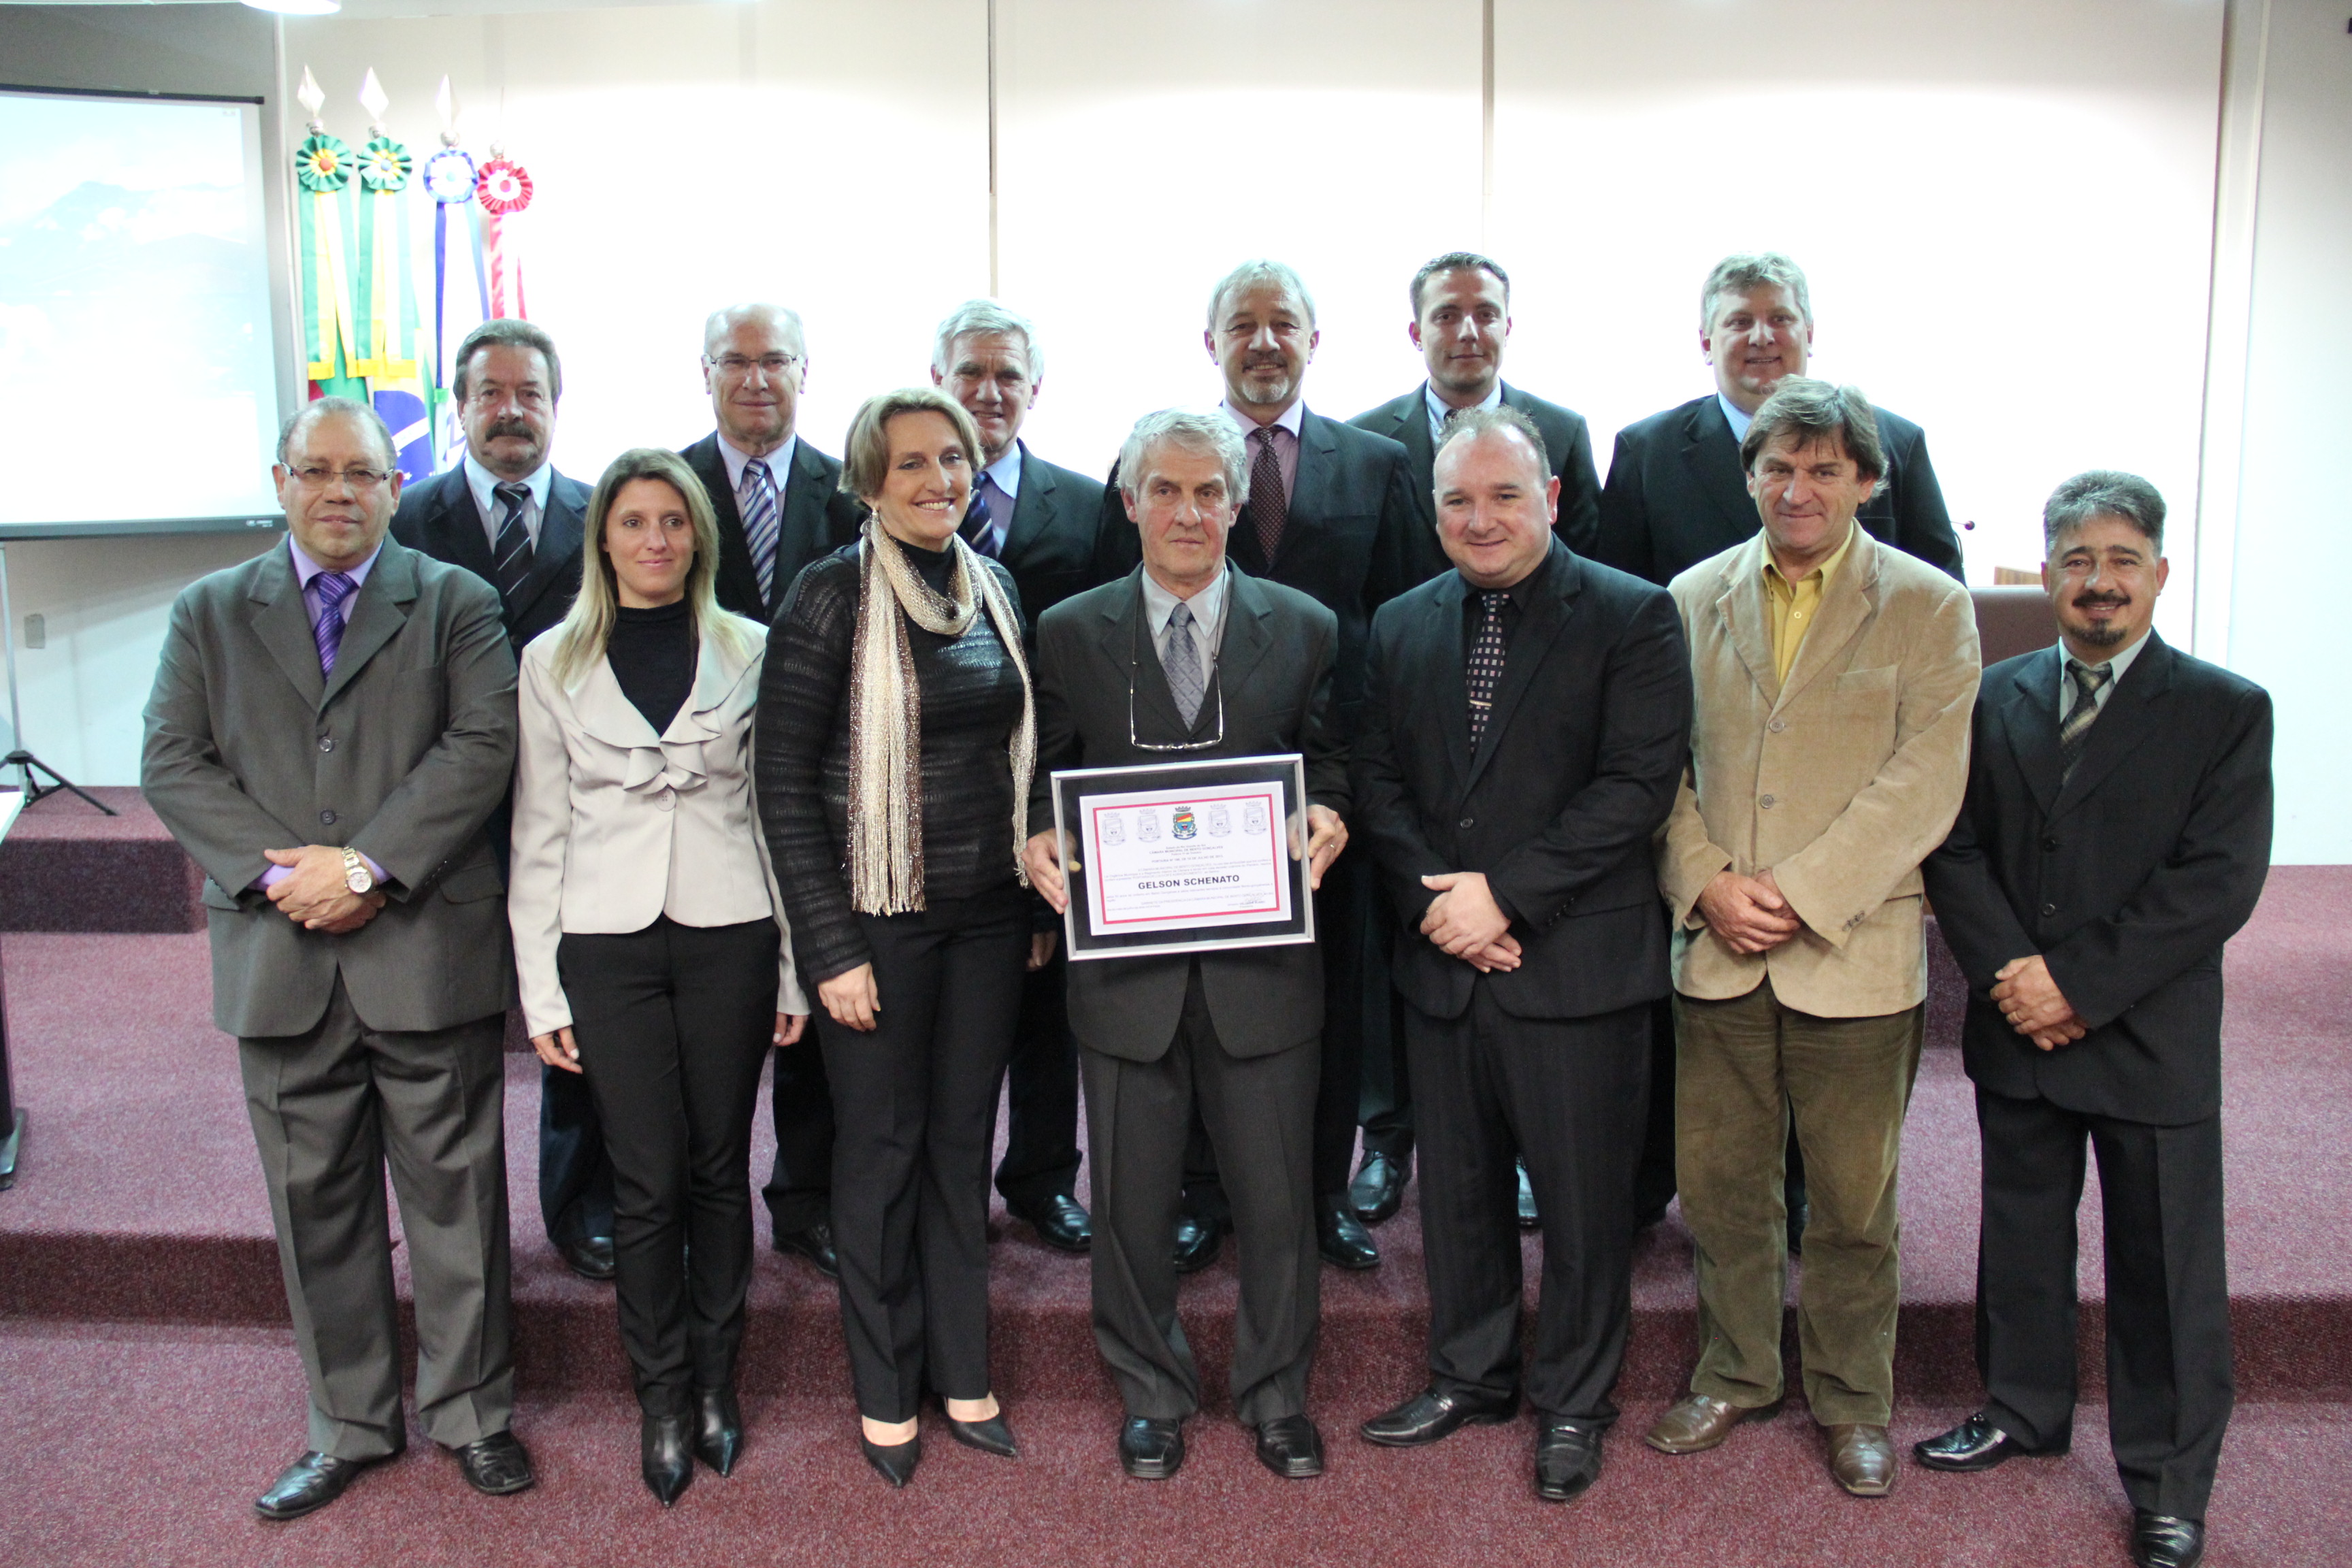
left=1094, top=259, right=1419, bottom=1274
left=392, top=319, right=612, bottom=1284
left=1917, top=473, right=2270, bottom=1568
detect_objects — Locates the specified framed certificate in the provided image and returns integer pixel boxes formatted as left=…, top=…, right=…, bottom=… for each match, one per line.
left=1049, top=753, right=1316, bottom=961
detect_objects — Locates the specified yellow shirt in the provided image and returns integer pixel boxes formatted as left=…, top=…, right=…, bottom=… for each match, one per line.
left=1763, top=524, right=1857, bottom=683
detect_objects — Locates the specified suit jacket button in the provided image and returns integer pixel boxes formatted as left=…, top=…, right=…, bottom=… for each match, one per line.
left=1458, top=817, right=1474, bottom=830
left=1768, top=717, right=1787, bottom=732
left=2042, top=836, right=2059, bottom=851
left=318, top=736, right=335, bottom=753
left=1759, top=794, right=1776, bottom=808
left=319, top=810, right=338, bottom=826
left=2040, top=902, right=2057, bottom=917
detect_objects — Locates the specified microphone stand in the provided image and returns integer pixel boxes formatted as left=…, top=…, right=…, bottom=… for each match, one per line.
left=0, top=542, right=115, bottom=815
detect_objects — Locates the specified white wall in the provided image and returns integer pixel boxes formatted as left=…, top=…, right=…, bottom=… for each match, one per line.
left=2212, top=0, right=2351, bottom=864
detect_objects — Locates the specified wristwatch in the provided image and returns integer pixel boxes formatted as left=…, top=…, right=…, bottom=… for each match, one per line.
left=341, top=847, right=374, bottom=895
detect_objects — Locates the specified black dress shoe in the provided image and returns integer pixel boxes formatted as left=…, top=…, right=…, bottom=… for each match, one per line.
left=860, top=1433, right=921, bottom=1488
left=1255, top=1414, right=1326, bottom=1478
left=1348, top=1150, right=1409, bottom=1226
left=1516, top=1160, right=1540, bottom=1229
left=1009, top=1193, right=1092, bottom=1254
left=557, top=1234, right=616, bottom=1281
left=448, top=1430, right=535, bottom=1495
left=693, top=1386, right=743, bottom=1475
left=1172, top=1212, right=1224, bottom=1274
left=1360, top=1386, right=1518, bottom=1447
left=2132, top=1512, right=2206, bottom=1568
left=1318, top=1199, right=1380, bottom=1270
left=1912, top=1411, right=2063, bottom=1471
left=255, top=1448, right=396, bottom=1520
left=1534, top=1418, right=1603, bottom=1503
left=642, top=1413, right=693, bottom=1506
left=773, top=1222, right=840, bottom=1279
left=1119, top=1416, right=1185, bottom=1480
left=947, top=1412, right=1019, bottom=1458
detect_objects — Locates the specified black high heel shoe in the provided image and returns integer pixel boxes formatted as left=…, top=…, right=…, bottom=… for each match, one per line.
left=693, top=1386, right=743, bottom=1475
left=641, top=1412, right=693, bottom=1506
left=946, top=1409, right=1017, bottom=1458
left=860, top=1431, right=921, bottom=1488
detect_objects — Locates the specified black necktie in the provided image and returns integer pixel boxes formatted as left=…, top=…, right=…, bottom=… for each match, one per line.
left=492, top=482, right=534, bottom=604
left=1467, top=590, right=1508, bottom=747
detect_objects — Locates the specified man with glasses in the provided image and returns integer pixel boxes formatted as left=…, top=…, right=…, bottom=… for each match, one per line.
left=1026, top=409, right=1349, bottom=1482
left=144, top=397, right=530, bottom=1517
left=392, top=319, right=614, bottom=1286
left=681, top=302, right=866, bottom=1281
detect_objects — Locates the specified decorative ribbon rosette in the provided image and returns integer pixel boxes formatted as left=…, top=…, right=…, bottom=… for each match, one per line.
left=291, top=75, right=363, bottom=388
left=357, top=134, right=411, bottom=192
left=423, top=146, right=476, bottom=204
left=296, top=131, right=353, bottom=193
left=473, top=152, right=534, bottom=318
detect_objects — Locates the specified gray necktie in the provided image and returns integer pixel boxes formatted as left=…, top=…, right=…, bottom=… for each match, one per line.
left=2059, top=657, right=2112, bottom=782
left=1164, top=601, right=1205, bottom=726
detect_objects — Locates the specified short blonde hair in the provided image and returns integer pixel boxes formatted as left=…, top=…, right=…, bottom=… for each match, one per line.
left=546, top=448, right=759, bottom=685
left=840, top=388, right=983, bottom=502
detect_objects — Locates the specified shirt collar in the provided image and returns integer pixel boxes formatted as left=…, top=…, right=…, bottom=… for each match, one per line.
left=981, top=440, right=1024, bottom=500
left=1138, top=561, right=1230, bottom=646
left=1222, top=398, right=1306, bottom=442
left=1424, top=380, right=1503, bottom=440
left=1717, top=393, right=1755, bottom=444
left=1763, top=521, right=1857, bottom=594
left=463, top=453, right=552, bottom=520
left=288, top=532, right=384, bottom=589
left=2061, top=627, right=2153, bottom=683
left=717, top=431, right=798, bottom=495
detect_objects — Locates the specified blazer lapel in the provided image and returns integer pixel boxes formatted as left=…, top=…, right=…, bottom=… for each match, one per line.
left=1000, top=446, right=1056, bottom=566
left=777, top=439, right=836, bottom=600
left=319, top=542, right=417, bottom=708
left=687, top=435, right=765, bottom=618
left=247, top=544, right=327, bottom=708
left=1682, top=398, right=1757, bottom=536
left=1423, top=570, right=1473, bottom=791
left=1094, top=572, right=1191, bottom=746
left=1774, top=529, right=1878, bottom=713
left=2051, top=634, right=2176, bottom=817
left=506, top=472, right=585, bottom=628
left=429, top=469, right=499, bottom=583
left=1275, top=410, right=1341, bottom=568
left=1463, top=546, right=1576, bottom=797
left=1712, top=535, right=1780, bottom=706
left=2003, top=647, right=2065, bottom=815
left=1213, top=569, right=1274, bottom=731
left=1392, top=392, right=1436, bottom=478
left=666, top=625, right=758, bottom=742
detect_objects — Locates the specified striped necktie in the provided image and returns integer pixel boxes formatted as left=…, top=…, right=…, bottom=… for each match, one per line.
left=741, top=457, right=782, bottom=605
left=314, top=570, right=357, bottom=676
left=491, top=482, right=534, bottom=604
left=2059, top=657, right=2112, bottom=782
left=960, top=478, right=999, bottom=557
left=1243, top=427, right=1288, bottom=563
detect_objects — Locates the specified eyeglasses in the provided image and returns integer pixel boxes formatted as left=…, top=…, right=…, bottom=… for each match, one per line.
left=705, top=353, right=803, bottom=379
left=287, top=465, right=393, bottom=490
left=1126, top=585, right=1225, bottom=751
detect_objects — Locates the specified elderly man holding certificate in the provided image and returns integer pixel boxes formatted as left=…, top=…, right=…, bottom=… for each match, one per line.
left=1025, top=409, right=1348, bottom=1484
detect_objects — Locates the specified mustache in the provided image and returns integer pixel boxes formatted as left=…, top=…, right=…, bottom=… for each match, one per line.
left=486, top=419, right=538, bottom=440
left=2072, top=593, right=2130, bottom=608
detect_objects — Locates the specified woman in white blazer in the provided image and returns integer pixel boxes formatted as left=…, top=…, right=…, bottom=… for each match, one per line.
left=508, top=447, right=808, bottom=1507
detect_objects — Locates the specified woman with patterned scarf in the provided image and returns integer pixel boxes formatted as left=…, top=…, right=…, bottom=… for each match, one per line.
left=755, top=387, right=1036, bottom=1488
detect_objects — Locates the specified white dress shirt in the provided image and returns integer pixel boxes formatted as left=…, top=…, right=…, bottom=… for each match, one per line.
left=463, top=455, right=553, bottom=553
left=1718, top=393, right=1754, bottom=443
left=1137, top=561, right=1231, bottom=683
left=1424, top=380, right=1503, bottom=442
left=2057, top=628, right=2153, bottom=721
left=715, top=431, right=800, bottom=500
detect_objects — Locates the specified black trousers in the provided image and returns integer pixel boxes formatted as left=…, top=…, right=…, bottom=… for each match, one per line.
left=823, top=885, right=1027, bottom=1422
left=1183, top=853, right=1368, bottom=1220
left=1407, top=987, right=1648, bottom=1423
left=1085, top=962, right=1320, bottom=1425
left=1358, top=884, right=1414, bottom=1167
left=994, top=945, right=1083, bottom=1209
left=559, top=917, right=781, bottom=1415
left=762, top=1024, right=834, bottom=1235
left=1975, top=1086, right=2232, bottom=1520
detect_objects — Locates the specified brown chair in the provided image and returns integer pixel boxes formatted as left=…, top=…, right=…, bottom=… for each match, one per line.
left=1971, top=585, right=2050, bottom=669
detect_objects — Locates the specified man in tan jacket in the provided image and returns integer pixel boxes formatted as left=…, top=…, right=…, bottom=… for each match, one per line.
left=1643, top=379, right=1978, bottom=1497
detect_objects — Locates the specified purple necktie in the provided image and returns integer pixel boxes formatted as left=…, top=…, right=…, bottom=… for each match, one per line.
left=314, top=571, right=357, bottom=676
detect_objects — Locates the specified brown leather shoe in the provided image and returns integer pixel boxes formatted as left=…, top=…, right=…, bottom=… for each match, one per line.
left=1824, top=1423, right=1895, bottom=1496
left=1642, top=1394, right=1784, bottom=1455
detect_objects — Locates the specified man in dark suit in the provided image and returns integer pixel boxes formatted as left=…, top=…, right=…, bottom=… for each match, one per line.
left=931, top=298, right=1107, bottom=1254
left=1027, top=410, right=1350, bottom=1482
left=1093, top=259, right=1416, bottom=1272
left=1345, top=252, right=1603, bottom=1226
left=680, top=302, right=866, bottom=1280
left=389, top=318, right=612, bottom=1284
left=144, top=398, right=533, bottom=1517
left=1352, top=407, right=1691, bottom=1503
left=1918, top=472, right=2271, bottom=1568
left=1592, top=252, right=1965, bottom=1241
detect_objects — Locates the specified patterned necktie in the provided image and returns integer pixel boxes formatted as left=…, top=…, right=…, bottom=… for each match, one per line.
left=2059, top=657, right=2112, bottom=782
left=1163, top=601, right=1205, bottom=726
left=1466, top=589, right=1509, bottom=747
left=491, top=482, right=535, bottom=604
left=960, top=478, right=999, bottom=558
left=741, top=457, right=782, bottom=605
left=314, top=571, right=357, bottom=676
left=1243, top=427, right=1288, bottom=564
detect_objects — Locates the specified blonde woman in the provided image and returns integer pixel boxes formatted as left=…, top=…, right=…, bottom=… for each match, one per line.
left=508, top=447, right=808, bottom=1506
left=756, top=389, right=1034, bottom=1486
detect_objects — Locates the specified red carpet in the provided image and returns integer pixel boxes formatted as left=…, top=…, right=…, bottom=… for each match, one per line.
left=1, top=783, right=2346, bottom=1563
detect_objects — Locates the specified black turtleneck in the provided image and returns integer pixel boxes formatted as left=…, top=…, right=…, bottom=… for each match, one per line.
left=609, top=598, right=696, bottom=734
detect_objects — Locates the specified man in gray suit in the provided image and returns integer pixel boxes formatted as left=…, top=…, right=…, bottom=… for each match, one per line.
left=1024, top=410, right=1349, bottom=1483
left=144, top=398, right=532, bottom=1519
